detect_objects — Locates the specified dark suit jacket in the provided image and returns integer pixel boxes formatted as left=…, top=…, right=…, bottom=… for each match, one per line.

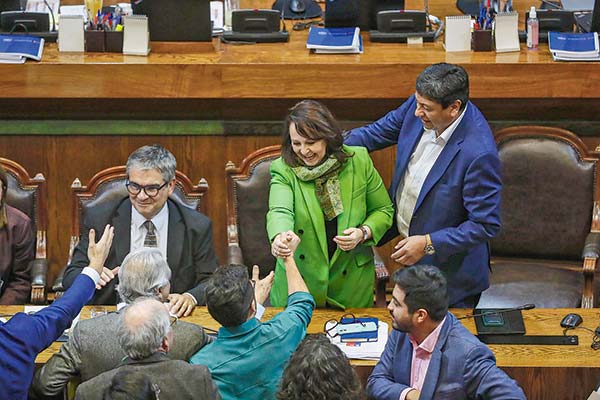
left=62, top=197, right=219, bottom=304
left=0, top=274, right=94, bottom=400
left=31, top=308, right=212, bottom=397
left=0, top=205, right=35, bottom=304
left=345, top=96, right=502, bottom=305
left=367, top=313, right=526, bottom=400
left=74, top=352, right=221, bottom=400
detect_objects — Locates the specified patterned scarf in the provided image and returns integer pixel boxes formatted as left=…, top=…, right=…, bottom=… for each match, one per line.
left=292, top=156, right=343, bottom=220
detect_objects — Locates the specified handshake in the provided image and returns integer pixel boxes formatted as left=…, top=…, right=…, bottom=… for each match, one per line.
left=271, top=230, right=301, bottom=259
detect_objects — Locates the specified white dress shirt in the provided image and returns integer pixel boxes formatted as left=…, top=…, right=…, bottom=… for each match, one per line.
left=395, top=106, right=467, bottom=237
left=130, top=203, right=169, bottom=260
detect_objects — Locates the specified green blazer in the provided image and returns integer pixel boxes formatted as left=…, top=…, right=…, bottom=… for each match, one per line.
left=267, top=145, right=393, bottom=308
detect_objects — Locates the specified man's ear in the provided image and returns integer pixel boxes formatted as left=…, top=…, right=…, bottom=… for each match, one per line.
left=167, top=178, right=176, bottom=196
left=161, top=334, right=171, bottom=353
left=449, top=100, right=462, bottom=118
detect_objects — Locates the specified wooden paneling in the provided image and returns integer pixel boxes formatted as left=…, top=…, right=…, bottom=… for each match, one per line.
left=0, top=135, right=397, bottom=283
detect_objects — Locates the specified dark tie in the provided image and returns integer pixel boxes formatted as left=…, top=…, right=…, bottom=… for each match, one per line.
left=143, top=220, right=158, bottom=248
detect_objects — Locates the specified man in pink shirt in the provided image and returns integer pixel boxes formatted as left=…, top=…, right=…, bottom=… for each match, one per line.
left=368, top=265, right=526, bottom=400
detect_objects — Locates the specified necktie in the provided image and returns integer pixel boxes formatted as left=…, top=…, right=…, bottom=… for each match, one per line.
left=143, top=220, right=158, bottom=248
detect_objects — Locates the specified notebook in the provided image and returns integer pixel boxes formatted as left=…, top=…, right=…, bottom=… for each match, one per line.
left=444, top=15, right=471, bottom=51
left=338, top=316, right=379, bottom=343
left=494, top=12, right=520, bottom=52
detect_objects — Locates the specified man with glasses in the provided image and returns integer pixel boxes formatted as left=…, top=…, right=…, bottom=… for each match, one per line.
left=62, top=144, right=218, bottom=315
left=74, top=298, right=221, bottom=400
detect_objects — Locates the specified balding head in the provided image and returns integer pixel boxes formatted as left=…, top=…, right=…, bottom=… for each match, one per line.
left=117, top=248, right=172, bottom=304
left=117, top=298, right=172, bottom=360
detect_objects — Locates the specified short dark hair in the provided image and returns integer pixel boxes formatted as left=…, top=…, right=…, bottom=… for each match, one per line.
left=281, top=100, right=352, bottom=167
left=277, top=334, right=364, bottom=400
left=103, top=369, right=159, bottom=400
left=393, top=265, right=448, bottom=322
left=205, top=264, right=254, bottom=327
left=415, top=63, right=469, bottom=111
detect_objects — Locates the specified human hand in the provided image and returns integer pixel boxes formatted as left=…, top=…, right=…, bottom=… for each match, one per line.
left=87, top=225, right=114, bottom=274
left=390, top=235, right=427, bottom=265
left=96, top=266, right=120, bottom=290
left=333, top=227, right=363, bottom=252
left=252, top=265, right=274, bottom=305
left=406, top=389, right=421, bottom=400
left=168, top=293, right=196, bottom=317
left=271, top=231, right=300, bottom=258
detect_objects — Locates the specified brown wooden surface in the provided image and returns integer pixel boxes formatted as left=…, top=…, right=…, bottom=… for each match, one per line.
left=1, top=306, right=596, bottom=400
left=1, top=0, right=599, bottom=101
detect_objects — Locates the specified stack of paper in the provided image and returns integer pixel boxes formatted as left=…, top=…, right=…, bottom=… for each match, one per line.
left=548, top=31, right=600, bottom=61
left=306, top=26, right=363, bottom=54
left=0, top=34, right=44, bottom=64
left=327, top=320, right=389, bottom=360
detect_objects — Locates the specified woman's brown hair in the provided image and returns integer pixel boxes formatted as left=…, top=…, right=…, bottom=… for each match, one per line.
left=281, top=100, right=352, bottom=167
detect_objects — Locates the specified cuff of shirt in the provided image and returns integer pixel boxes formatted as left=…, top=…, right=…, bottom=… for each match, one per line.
left=400, top=388, right=416, bottom=400
left=183, top=292, right=198, bottom=306
left=81, top=267, right=101, bottom=286
left=255, top=303, right=265, bottom=321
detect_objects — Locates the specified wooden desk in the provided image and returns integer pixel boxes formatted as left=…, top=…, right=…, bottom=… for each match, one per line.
left=2, top=306, right=597, bottom=400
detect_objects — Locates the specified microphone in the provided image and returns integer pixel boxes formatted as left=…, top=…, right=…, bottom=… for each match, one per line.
left=457, top=303, right=536, bottom=320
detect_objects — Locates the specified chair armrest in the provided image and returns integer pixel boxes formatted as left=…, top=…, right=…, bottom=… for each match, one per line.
left=582, top=232, right=600, bottom=259
left=373, top=247, right=390, bottom=308
left=228, top=244, right=244, bottom=266
left=51, top=265, right=66, bottom=293
left=30, top=258, right=48, bottom=304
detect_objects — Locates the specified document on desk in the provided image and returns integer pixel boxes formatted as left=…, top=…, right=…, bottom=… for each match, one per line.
left=494, top=12, right=520, bottom=52
left=327, top=321, right=389, bottom=360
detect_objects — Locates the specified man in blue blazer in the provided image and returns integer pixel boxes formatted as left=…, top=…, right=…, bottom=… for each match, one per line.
left=0, top=225, right=113, bottom=400
left=345, top=63, right=501, bottom=307
left=368, top=265, right=525, bottom=400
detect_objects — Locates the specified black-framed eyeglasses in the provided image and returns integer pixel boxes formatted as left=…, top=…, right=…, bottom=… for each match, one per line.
left=169, top=315, right=178, bottom=327
left=125, top=180, right=169, bottom=198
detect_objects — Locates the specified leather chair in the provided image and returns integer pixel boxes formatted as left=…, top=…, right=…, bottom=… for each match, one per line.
left=0, top=157, right=48, bottom=304
left=225, top=145, right=389, bottom=307
left=52, top=166, right=208, bottom=296
left=477, top=126, right=600, bottom=309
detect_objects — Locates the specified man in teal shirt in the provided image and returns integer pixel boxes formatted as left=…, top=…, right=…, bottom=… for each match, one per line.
left=190, top=232, right=315, bottom=400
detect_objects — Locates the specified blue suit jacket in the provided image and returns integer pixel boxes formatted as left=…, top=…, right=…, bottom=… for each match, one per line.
left=367, top=313, right=526, bottom=400
left=0, top=274, right=94, bottom=400
left=345, top=96, right=502, bottom=305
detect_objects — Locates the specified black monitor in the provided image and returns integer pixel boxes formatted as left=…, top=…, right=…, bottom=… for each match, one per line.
left=131, top=0, right=211, bottom=41
left=0, top=0, right=24, bottom=12
left=362, top=0, right=405, bottom=30
left=573, top=0, right=600, bottom=31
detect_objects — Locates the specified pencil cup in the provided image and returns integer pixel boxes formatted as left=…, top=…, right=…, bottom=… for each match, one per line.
left=472, top=30, right=493, bottom=51
left=105, top=31, right=124, bottom=53
left=85, top=30, right=105, bottom=52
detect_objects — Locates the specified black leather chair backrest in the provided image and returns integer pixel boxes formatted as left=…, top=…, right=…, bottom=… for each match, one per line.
left=492, top=135, right=595, bottom=260
left=234, top=158, right=277, bottom=274
left=5, top=171, right=38, bottom=234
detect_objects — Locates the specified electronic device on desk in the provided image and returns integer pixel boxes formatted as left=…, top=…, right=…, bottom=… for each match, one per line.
left=0, top=0, right=57, bottom=42
left=131, top=0, right=211, bottom=41
left=369, top=10, right=442, bottom=42
left=573, top=0, right=600, bottom=32
left=272, top=0, right=321, bottom=20
left=518, top=10, right=574, bottom=42
left=360, top=0, right=405, bottom=30
left=222, top=9, right=289, bottom=43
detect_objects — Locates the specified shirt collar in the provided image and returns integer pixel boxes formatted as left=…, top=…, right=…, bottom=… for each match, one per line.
left=217, top=317, right=261, bottom=338
left=435, top=103, right=468, bottom=144
left=410, top=315, right=447, bottom=354
left=131, top=201, right=169, bottom=230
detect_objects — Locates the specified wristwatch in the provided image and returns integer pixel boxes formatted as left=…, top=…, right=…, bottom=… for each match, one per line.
left=360, top=226, right=369, bottom=243
left=424, top=234, right=435, bottom=255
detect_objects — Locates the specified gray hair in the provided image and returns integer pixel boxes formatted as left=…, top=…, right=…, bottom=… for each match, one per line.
left=415, top=63, right=469, bottom=111
left=126, top=144, right=177, bottom=183
left=117, top=248, right=172, bottom=304
left=117, top=298, right=171, bottom=360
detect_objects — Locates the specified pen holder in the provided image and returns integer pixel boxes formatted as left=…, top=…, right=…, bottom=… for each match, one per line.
left=85, top=30, right=105, bottom=52
left=472, top=29, right=493, bottom=51
left=105, top=31, right=124, bottom=53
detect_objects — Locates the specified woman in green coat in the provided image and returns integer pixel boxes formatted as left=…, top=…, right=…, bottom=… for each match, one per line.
left=267, top=100, right=394, bottom=308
